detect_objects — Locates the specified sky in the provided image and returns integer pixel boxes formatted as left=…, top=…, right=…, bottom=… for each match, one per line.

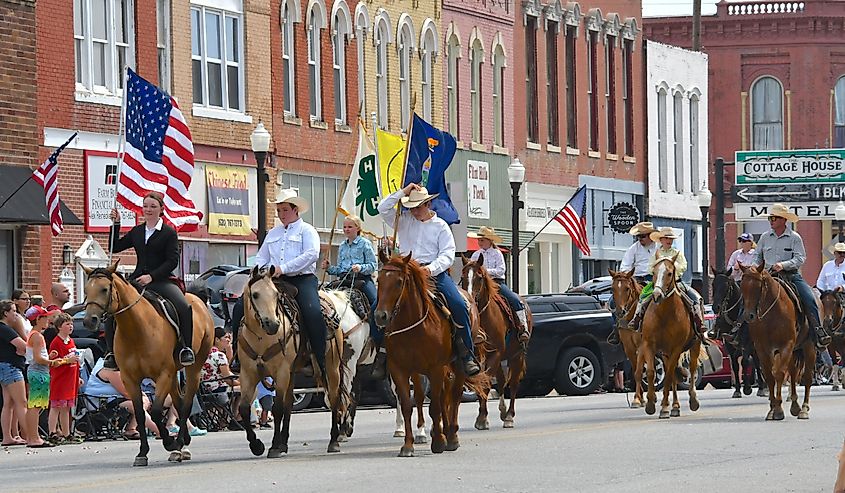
left=642, top=0, right=721, bottom=18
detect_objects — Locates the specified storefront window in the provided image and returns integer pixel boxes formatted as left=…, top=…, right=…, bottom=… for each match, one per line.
left=551, top=243, right=560, bottom=292
left=281, top=173, right=342, bottom=229
left=0, top=229, right=15, bottom=298
left=527, top=245, right=541, bottom=294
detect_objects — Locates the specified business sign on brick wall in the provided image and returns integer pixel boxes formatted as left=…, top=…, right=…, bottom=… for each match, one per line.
left=206, top=164, right=251, bottom=235
left=467, top=160, right=490, bottom=220
left=84, top=151, right=135, bottom=232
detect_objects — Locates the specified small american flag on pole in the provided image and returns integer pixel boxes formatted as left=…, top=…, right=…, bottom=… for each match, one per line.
left=32, top=133, right=76, bottom=236
left=553, top=185, right=591, bottom=256
left=117, top=68, right=202, bottom=231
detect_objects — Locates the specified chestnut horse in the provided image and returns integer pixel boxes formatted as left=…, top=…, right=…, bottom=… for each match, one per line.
left=461, top=255, right=532, bottom=430
left=636, top=256, right=702, bottom=418
left=819, top=288, right=845, bottom=391
left=82, top=262, right=214, bottom=466
left=608, top=268, right=645, bottom=408
left=738, top=263, right=816, bottom=420
left=374, top=252, right=487, bottom=457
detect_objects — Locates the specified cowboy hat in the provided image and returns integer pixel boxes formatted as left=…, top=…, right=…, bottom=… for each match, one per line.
left=400, top=187, right=439, bottom=209
left=833, top=243, right=845, bottom=253
left=629, top=222, right=658, bottom=236
left=758, top=203, right=799, bottom=222
left=649, top=226, right=680, bottom=242
left=468, top=226, right=504, bottom=244
left=270, top=188, right=309, bottom=214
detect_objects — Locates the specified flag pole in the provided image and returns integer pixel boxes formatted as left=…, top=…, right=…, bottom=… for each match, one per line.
left=108, top=66, right=130, bottom=264
left=519, top=185, right=587, bottom=254
left=391, top=93, right=416, bottom=254
left=0, top=176, right=33, bottom=211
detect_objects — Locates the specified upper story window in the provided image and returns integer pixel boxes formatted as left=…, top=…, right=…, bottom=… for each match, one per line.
left=191, top=2, right=244, bottom=112
left=307, top=1, right=326, bottom=122
left=586, top=29, right=599, bottom=152
left=605, top=35, right=617, bottom=155
left=355, top=6, right=369, bottom=119
left=546, top=22, right=559, bottom=147
left=834, top=76, right=845, bottom=147
left=331, top=2, right=350, bottom=125
left=74, top=0, right=135, bottom=100
left=525, top=15, right=539, bottom=144
left=446, top=33, right=460, bottom=137
left=492, top=42, right=506, bottom=148
left=470, top=37, right=483, bottom=144
left=157, top=0, right=171, bottom=93
left=565, top=24, right=577, bottom=149
left=689, top=93, right=700, bottom=192
left=281, top=0, right=298, bottom=117
left=622, top=39, right=634, bottom=156
left=673, top=91, right=684, bottom=192
left=657, top=87, right=668, bottom=192
left=420, top=22, right=438, bottom=123
left=374, top=15, right=390, bottom=129
left=750, top=76, right=783, bottom=150
left=397, top=19, right=414, bottom=132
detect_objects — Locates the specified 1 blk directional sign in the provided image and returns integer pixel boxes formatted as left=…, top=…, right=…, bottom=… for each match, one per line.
left=731, top=183, right=845, bottom=203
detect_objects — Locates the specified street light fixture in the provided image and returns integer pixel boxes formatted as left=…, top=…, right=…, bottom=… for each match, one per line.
left=835, top=201, right=845, bottom=242
left=250, top=122, right=272, bottom=244
left=508, top=158, right=526, bottom=294
left=697, top=188, right=713, bottom=304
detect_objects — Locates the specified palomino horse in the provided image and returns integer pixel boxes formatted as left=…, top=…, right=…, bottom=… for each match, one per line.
left=819, top=288, right=845, bottom=391
left=711, top=269, right=767, bottom=398
left=237, top=267, right=349, bottom=457
left=82, top=263, right=213, bottom=466
left=738, top=263, right=816, bottom=420
left=608, top=268, right=645, bottom=408
left=636, top=256, right=702, bottom=418
left=461, top=255, right=532, bottom=430
left=374, top=252, right=488, bottom=457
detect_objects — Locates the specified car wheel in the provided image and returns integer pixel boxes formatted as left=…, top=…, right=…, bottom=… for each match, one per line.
left=641, top=357, right=666, bottom=392
left=291, top=391, right=312, bottom=412
left=554, top=347, right=601, bottom=396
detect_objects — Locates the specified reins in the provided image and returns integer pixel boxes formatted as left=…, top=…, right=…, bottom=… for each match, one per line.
left=83, top=271, right=146, bottom=320
left=380, top=263, right=429, bottom=337
left=239, top=275, right=294, bottom=363
left=715, top=276, right=742, bottom=326
left=749, top=273, right=781, bottom=321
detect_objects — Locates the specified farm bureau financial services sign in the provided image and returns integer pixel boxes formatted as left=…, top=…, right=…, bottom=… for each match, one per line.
left=206, top=164, right=251, bottom=235
left=735, top=148, right=845, bottom=185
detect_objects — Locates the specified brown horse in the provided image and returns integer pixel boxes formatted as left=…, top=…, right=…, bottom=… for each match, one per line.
left=608, top=268, right=645, bottom=408
left=738, top=263, right=816, bottom=420
left=374, top=252, right=487, bottom=457
left=818, top=288, right=844, bottom=391
left=461, top=255, right=532, bottom=430
left=82, top=262, right=213, bottom=466
left=636, top=256, right=702, bottom=418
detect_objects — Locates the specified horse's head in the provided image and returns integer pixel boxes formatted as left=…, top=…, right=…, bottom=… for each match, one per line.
left=738, top=262, right=768, bottom=323
left=375, top=251, right=427, bottom=328
left=244, top=266, right=282, bottom=335
left=651, top=255, right=678, bottom=304
left=81, top=260, right=121, bottom=330
left=820, top=286, right=845, bottom=332
left=609, top=268, right=639, bottom=310
left=711, top=267, right=738, bottom=312
left=460, top=254, right=489, bottom=301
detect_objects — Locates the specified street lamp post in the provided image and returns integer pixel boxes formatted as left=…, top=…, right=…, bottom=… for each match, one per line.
left=836, top=201, right=845, bottom=242
left=698, top=188, right=713, bottom=305
left=250, top=122, right=272, bottom=244
left=508, top=158, right=526, bottom=293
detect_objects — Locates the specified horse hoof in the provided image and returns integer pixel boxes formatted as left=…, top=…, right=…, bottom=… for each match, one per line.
left=133, top=456, right=148, bottom=467
left=445, top=439, right=460, bottom=452
left=249, top=440, right=266, bottom=457
left=393, top=430, right=405, bottom=438
left=630, top=400, right=642, bottom=409
left=833, top=385, right=840, bottom=392
left=168, top=451, right=183, bottom=463
left=773, top=409, right=785, bottom=421
left=689, top=398, right=700, bottom=412
left=743, top=385, right=753, bottom=396
left=503, top=419, right=514, bottom=429
left=267, top=448, right=286, bottom=459
left=659, top=410, right=671, bottom=419
left=338, top=434, right=347, bottom=443
left=732, top=390, right=742, bottom=398
left=327, top=442, right=341, bottom=453
left=398, top=447, right=415, bottom=457
left=474, top=419, right=489, bottom=431
left=181, top=449, right=191, bottom=461
left=757, top=388, right=769, bottom=398
left=414, top=434, right=428, bottom=445
left=670, top=408, right=680, bottom=418
left=765, top=410, right=774, bottom=420
left=645, top=401, right=656, bottom=415
left=798, top=410, right=810, bottom=420
left=790, top=401, right=801, bottom=417
left=499, top=411, right=508, bottom=422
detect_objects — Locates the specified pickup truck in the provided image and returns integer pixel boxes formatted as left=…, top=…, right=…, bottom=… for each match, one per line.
left=519, top=293, right=627, bottom=397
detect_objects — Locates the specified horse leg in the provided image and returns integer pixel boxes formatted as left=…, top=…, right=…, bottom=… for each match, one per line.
left=238, top=370, right=264, bottom=457
left=729, top=347, right=742, bottom=398
left=176, top=364, right=202, bottom=461
left=268, top=368, right=293, bottom=458
left=427, top=368, right=447, bottom=454
left=391, top=376, right=406, bottom=438
left=497, top=361, right=508, bottom=421
left=445, top=370, right=465, bottom=451
left=799, top=344, right=815, bottom=420
left=754, top=355, right=769, bottom=397
left=788, top=356, right=800, bottom=417
left=475, top=352, right=498, bottom=431
left=324, top=340, right=344, bottom=454
left=503, top=357, right=520, bottom=427
left=741, top=350, right=753, bottom=395
left=639, top=346, right=657, bottom=415
left=770, top=350, right=787, bottom=421
left=688, top=342, right=701, bottom=412
left=392, top=368, right=416, bottom=457
left=661, top=354, right=678, bottom=419
left=412, top=374, right=427, bottom=444
left=125, top=385, right=151, bottom=467
left=342, top=371, right=363, bottom=440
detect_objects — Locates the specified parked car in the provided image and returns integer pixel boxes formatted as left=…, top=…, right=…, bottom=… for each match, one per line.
left=566, top=277, right=612, bottom=306
left=518, top=293, right=627, bottom=397
left=187, top=265, right=250, bottom=328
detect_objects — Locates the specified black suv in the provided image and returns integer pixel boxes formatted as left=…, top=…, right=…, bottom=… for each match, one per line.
left=519, top=293, right=626, bottom=397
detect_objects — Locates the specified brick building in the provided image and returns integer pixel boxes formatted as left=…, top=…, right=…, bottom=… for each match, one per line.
left=644, top=0, right=845, bottom=283
left=513, top=0, right=645, bottom=291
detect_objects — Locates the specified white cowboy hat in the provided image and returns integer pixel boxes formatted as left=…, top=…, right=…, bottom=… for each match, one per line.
left=649, top=226, right=680, bottom=242
left=400, top=186, right=439, bottom=209
left=629, top=221, right=658, bottom=236
left=468, top=226, right=504, bottom=244
left=833, top=243, right=845, bottom=253
left=270, top=188, right=309, bottom=214
left=758, top=203, right=799, bottom=222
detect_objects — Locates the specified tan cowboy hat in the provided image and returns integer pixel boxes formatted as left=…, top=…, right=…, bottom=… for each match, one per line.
left=629, top=221, right=658, bottom=236
left=468, top=226, right=504, bottom=244
left=270, top=188, right=309, bottom=214
left=833, top=243, right=845, bottom=253
left=758, top=203, right=799, bottom=222
left=649, top=226, right=680, bottom=242
left=400, top=186, right=439, bottom=209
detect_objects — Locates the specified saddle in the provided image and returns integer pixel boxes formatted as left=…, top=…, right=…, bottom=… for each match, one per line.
left=325, top=278, right=371, bottom=321
left=492, top=294, right=521, bottom=333
left=136, top=286, right=181, bottom=336
left=771, top=274, right=806, bottom=325
left=270, top=279, right=338, bottom=343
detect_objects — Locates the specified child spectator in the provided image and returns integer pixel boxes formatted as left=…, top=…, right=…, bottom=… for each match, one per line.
left=256, top=377, right=275, bottom=429
left=24, top=306, right=60, bottom=447
left=48, top=313, right=81, bottom=444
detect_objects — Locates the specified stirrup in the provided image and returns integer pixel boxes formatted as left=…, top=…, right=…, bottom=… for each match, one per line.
left=103, top=352, right=119, bottom=370
left=463, top=357, right=481, bottom=376
left=179, top=347, right=196, bottom=367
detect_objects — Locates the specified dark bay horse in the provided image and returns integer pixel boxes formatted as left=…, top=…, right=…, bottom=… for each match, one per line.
left=739, top=263, right=816, bottom=420
left=819, top=288, right=845, bottom=391
left=461, top=255, right=532, bottom=429
left=636, top=256, right=702, bottom=418
left=82, top=262, right=213, bottom=466
left=374, top=252, right=488, bottom=456
left=711, top=269, right=767, bottom=398
left=608, top=268, right=644, bottom=408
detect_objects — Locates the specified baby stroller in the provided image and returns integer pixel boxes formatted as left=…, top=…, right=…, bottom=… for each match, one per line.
left=72, top=350, right=132, bottom=441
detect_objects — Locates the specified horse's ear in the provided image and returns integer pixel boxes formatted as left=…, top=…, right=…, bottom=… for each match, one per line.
left=267, top=265, right=276, bottom=278
left=379, top=248, right=389, bottom=265
left=837, top=286, right=844, bottom=293
left=251, top=265, right=259, bottom=278
left=82, top=264, right=93, bottom=276
left=476, top=253, right=485, bottom=266
left=671, top=252, right=679, bottom=262
left=626, top=268, right=635, bottom=278
left=710, top=266, right=718, bottom=275
left=755, top=262, right=765, bottom=273
left=737, top=261, right=747, bottom=272
left=108, top=259, right=120, bottom=273
left=608, top=268, right=616, bottom=276
left=461, top=254, right=469, bottom=266
left=402, top=252, right=413, bottom=265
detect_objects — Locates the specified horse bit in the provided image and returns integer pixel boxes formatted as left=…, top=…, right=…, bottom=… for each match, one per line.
left=381, top=264, right=429, bottom=338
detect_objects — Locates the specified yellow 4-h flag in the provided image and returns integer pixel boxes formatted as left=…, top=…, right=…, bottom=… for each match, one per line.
left=376, top=128, right=406, bottom=197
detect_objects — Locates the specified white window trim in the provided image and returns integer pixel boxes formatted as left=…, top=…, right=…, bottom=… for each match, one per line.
left=750, top=75, right=785, bottom=151
left=398, top=23, right=414, bottom=131
left=332, top=24, right=348, bottom=125
left=282, top=1, right=298, bottom=117
left=191, top=4, right=246, bottom=114
left=657, top=87, right=668, bottom=192
left=192, top=105, right=253, bottom=123
left=492, top=46, right=506, bottom=148
left=446, top=34, right=461, bottom=136
left=157, top=0, right=172, bottom=93
left=307, top=8, right=325, bottom=122
left=672, top=90, right=685, bottom=193
left=355, top=7, right=369, bottom=118
left=470, top=40, right=484, bottom=144
left=74, top=0, right=136, bottom=103
left=374, top=16, right=391, bottom=129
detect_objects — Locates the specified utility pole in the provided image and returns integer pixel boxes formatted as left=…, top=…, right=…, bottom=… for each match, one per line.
left=692, top=0, right=702, bottom=51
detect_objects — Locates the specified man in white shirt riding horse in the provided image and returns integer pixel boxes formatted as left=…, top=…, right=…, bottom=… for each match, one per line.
left=607, top=222, right=658, bottom=345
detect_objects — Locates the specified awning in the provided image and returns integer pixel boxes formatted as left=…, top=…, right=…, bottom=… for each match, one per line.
left=465, top=236, right=510, bottom=253
left=0, top=164, right=83, bottom=226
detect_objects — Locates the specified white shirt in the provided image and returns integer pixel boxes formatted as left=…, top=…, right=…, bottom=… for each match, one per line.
left=726, top=248, right=757, bottom=281
left=255, top=218, right=320, bottom=276
left=470, top=246, right=506, bottom=279
left=144, top=218, right=163, bottom=243
left=816, top=259, right=845, bottom=291
left=378, top=190, right=455, bottom=277
left=619, top=241, right=658, bottom=277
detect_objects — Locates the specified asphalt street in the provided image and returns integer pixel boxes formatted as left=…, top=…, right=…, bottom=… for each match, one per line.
left=3, top=386, right=843, bottom=493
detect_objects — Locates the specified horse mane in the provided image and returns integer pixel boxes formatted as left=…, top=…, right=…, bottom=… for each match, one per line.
left=467, top=262, right=500, bottom=297
left=388, top=255, right=436, bottom=312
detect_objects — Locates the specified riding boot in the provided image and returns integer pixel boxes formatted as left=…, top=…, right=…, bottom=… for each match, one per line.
left=515, top=309, right=530, bottom=344
left=815, top=325, right=832, bottom=349
left=692, top=302, right=705, bottom=335
left=178, top=305, right=195, bottom=367
left=457, top=328, right=481, bottom=376
left=607, top=328, right=621, bottom=345
left=103, top=319, right=118, bottom=370
left=370, top=347, right=388, bottom=380
left=627, top=299, right=648, bottom=332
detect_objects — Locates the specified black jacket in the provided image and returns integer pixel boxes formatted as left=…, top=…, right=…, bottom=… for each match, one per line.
left=111, top=222, right=179, bottom=282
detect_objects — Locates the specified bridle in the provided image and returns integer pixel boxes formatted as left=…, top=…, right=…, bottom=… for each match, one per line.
left=83, top=270, right=146, bottom=320
left=714, top=274, right=743, bottom=326
left=652, top=259, right=681, bottom=301
left=244, top=275, right=285, bottom=335
left=379, top=263, right=429, bottom=337
left=743, top=271, right=781, bottom=322
left=612, top=276, right=639, bottom=326
left=238, top=273, right=296, bottom=363
left=462, top=265, right=491, bottom=315
left=821, top=290, right=845, bottom=333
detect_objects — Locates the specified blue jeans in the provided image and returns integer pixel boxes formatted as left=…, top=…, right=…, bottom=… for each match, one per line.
left=781, top=272, right=822, bottom=328
left=494, top=279, right=524, bottom=311
left=433, top=272, right=474, bottom=357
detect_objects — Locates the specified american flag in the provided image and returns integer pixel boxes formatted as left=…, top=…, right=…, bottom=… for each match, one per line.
left=32, top=133, right=76, bottom=236
left=117, top=68, right=202, bottom=231
left=553, top=185, right=591, bottom=256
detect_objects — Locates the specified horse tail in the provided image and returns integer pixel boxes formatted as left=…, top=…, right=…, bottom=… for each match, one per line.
left=464, top=368, right=492, bottom=398
left=792, top=345, right=808, bottom=377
